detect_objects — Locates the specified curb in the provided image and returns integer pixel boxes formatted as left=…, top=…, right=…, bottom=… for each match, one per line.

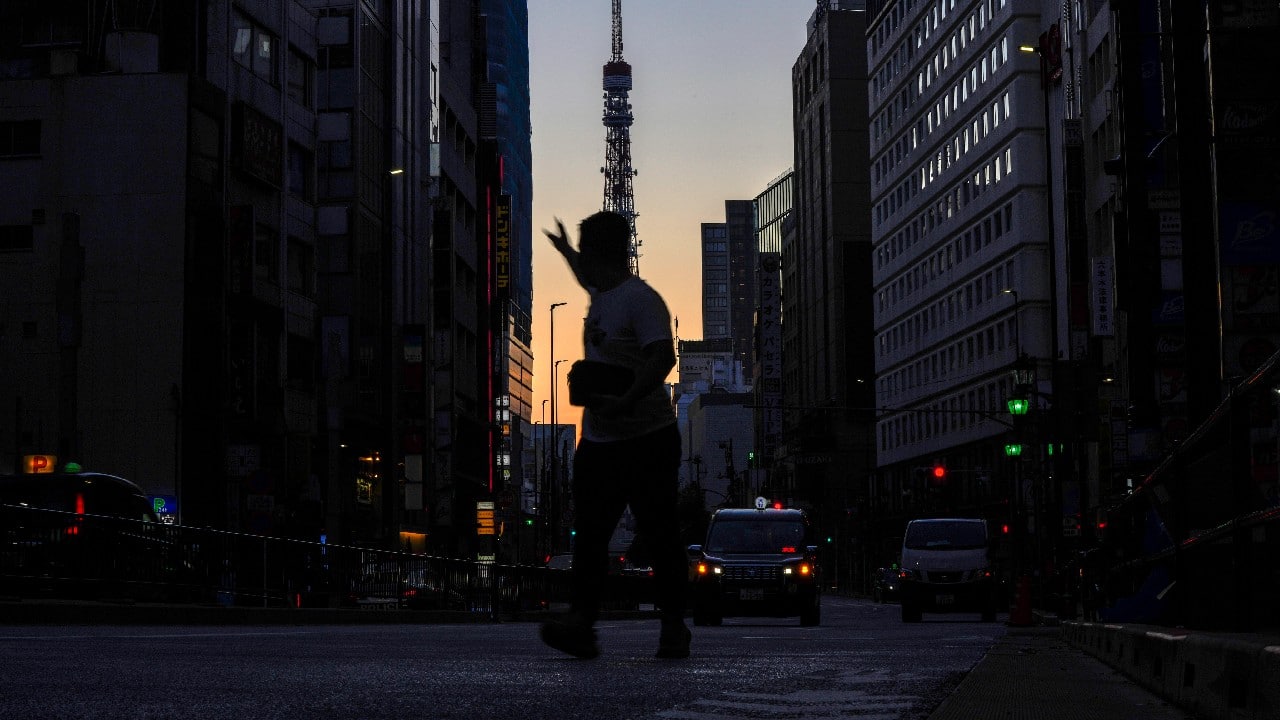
left=1064, top=620, right=1280, bottom=720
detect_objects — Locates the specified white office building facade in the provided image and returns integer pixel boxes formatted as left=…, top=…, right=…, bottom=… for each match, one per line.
left=868, top=0, right=1055, bottom=474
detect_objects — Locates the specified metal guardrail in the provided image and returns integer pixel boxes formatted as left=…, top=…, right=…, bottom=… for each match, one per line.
left=1100, top=350, right=1280, bottom=631
left=0, top=505, right=630, bottom=618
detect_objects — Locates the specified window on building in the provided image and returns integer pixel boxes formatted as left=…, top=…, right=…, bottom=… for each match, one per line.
left=0, top=120, right=40, bottom=156
left=287, top=46, right=313, bottom=107
left=287, top=237, right=315, bottom=297
left=0, top=224, right=34, bottom=252
left=233, top=10, right=279, bottom=84
left=254, top=224, right=279, bottom=283
left=288, top=142, right=314, bottom=202
left=287, top=333, right=315, bottom=390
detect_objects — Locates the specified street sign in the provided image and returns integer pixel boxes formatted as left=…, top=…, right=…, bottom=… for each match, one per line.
left=476, top=501, right=496, bottom=536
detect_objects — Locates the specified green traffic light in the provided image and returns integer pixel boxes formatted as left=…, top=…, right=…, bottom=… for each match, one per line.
left=1007, top=398, right=1029, bottom=416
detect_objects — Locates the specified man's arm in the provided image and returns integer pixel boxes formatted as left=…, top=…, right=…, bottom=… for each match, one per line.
left=543, top=218, right=590, bottom=290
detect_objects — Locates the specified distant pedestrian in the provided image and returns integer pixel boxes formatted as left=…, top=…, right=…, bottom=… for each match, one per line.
left=539, top=211, right=690, bottom=660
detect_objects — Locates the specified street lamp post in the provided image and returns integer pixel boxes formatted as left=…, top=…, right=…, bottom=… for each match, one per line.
left=552, top=357, right=568, bottom=551
left=548, top=302, right=566, bottom=553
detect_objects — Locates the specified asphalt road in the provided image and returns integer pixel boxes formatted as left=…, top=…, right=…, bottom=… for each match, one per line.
left=0, top=596, right=1006, bottom=720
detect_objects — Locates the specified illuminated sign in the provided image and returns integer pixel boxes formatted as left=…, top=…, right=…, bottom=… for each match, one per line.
left=23, top=454, right=57, bottom=473
left=149, top=495, right=179, bottom=524
left=494, top=194, right=511, bottom=302
left=476, top=501, right=496, bottom=536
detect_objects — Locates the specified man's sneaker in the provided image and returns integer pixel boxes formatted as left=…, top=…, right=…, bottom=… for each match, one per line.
left=655, top=623, right=691, bottom=659
left=540, top=617, right=600, bottom=659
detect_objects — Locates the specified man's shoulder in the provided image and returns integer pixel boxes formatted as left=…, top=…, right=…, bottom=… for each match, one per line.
left=624, top=276, right=666, bottom=301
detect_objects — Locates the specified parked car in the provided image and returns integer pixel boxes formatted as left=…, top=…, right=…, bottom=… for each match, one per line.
left=872, top=566, right=902, bottom=603
left=545, top=553, right=574, bottom=571
left=688, top=505, right=821, bottom=626
left=898, top=517, right=998, bottom=622
left=0, top=471, right=186, bottom=599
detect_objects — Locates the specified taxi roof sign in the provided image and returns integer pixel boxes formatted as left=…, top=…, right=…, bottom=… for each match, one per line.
left=22, top=455, right=56, bottom=474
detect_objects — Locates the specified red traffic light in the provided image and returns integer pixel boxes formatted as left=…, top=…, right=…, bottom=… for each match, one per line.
left=932, top=465, right=946, bottom=479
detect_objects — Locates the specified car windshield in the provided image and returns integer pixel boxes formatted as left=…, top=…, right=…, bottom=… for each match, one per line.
left=706, top=520, right=805, bottom=554
left=904, top=521, right=987, bottom=550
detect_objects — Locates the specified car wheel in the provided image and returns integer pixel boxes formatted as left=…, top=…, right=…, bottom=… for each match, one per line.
left=901, top=602, right=921, bottom=623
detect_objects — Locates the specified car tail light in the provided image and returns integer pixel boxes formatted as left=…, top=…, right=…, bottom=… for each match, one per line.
left=67, top=492, right=86, bottom=535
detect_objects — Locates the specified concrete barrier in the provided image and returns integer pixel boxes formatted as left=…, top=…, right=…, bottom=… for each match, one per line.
left=1255, top=645, right=1280, bottom=720
left=1064, top=620, right=1280, bottom=720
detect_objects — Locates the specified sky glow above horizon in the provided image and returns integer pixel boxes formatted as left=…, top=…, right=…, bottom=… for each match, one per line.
left=528, top=0, right=820, bottom=428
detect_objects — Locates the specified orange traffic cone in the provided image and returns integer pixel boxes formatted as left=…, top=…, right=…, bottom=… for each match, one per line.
left=1008, top=575, right=1033, bottom=626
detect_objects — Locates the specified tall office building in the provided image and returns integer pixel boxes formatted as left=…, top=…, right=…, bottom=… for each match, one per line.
left=426, top=0, right=510, bottom=556
left=752, top=171, right=791, bottom=494
left=701, top=200, right=758, bottom=380
left=868, top=0, right=1051, bottom=518
left=780, top=3, right=875, bottom=560
left=701, top=222, right=731, bottom=341
left=0, top=1, right=513, bottom=557
left=0, top=2, right=333, bottom=536
left=478, top=0, right=535, bottom=560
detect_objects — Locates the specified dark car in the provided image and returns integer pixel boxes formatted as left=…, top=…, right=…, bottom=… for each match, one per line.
left=688, top=506, right=821, bottom=626
left=872, top=566, right=902, bottom=603
left=0, top=472, right=160, bottom=522
left=0, top=471, right=181, bottom=599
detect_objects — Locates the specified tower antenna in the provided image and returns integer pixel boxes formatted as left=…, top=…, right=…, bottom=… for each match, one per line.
left=600, top=0, right=641, bottom=275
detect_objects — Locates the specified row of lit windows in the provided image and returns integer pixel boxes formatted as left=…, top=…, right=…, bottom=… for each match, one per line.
left=870, top=0, right=920, bottom=55
left=876, top=86, right=1011, bottom=227
left=880, top=319, right=1015, bottom=403
left=879, top=256, right=1016, bottom=359
left=874, top=35, right=1010, bottom=198
left=873, top=35, right=1009, bottom=188
left=883, top=90, right=1014, bottom=228
left=871, top=0, right=1007, bottom=146
left=878, top=375, right=1014, bottom=452
left=878, top=200, right=1014, bottom=274
left=231, top=9, right=317, bottom=110
left=875, top=142, right=1013, bottom=232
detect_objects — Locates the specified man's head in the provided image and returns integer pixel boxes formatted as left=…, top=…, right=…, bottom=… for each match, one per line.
left=578, top=211, right=632, bottom=287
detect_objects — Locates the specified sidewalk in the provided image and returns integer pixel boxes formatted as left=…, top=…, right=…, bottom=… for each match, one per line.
left=928, top=625, right=1195, bottom=720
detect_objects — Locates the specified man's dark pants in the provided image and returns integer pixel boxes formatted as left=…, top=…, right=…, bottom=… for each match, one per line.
left=569, top=423, right=685, bottom=625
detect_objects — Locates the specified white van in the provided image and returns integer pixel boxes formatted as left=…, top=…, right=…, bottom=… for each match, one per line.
left=899, top=517, right=998, bottom=622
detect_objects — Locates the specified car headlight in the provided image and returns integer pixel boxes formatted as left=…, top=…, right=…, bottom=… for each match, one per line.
left=696, top=562, right=722, bottom=576
left=783, top=562, right=814, bottom=578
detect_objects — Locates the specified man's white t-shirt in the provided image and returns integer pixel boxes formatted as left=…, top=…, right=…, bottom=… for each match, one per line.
left=581, top=276, right=677, bottom=442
